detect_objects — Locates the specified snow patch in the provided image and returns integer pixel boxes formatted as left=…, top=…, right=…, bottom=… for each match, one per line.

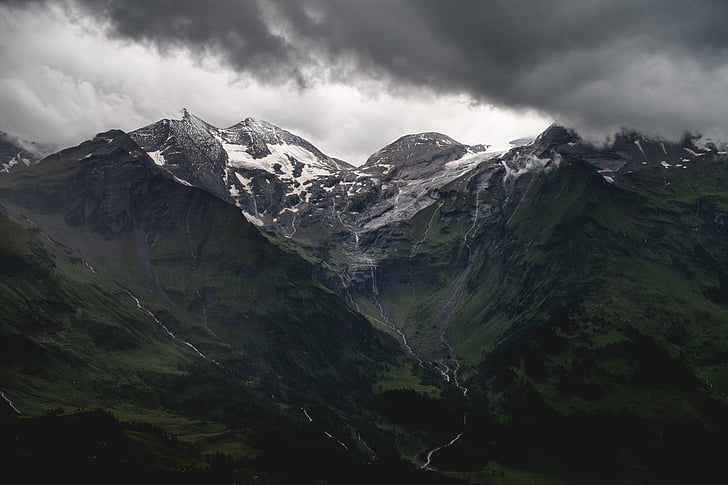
left=242, top=211, right=265, bottom=226
left=173, top=175, right=192, bottom=186
left=147, top=150, right=166, bottom=166
left=234, top=172, right=256, bottom=195
left=502, top=151, right=561, bottom=182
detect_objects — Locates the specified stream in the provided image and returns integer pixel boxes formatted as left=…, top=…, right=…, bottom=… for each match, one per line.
left=127, top=290, right=214, bottom=363
left=419, top=189, right=482, bottom=469
left=370, top=265, right=424, bottom=365
left=1, top=390, right=21, bottom=414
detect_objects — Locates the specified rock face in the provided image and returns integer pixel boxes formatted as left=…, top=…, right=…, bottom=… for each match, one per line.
left=131, top=112, right=498, bottom=251
left=4, top=116, right=728, bottom=484
left=130, top=110, right=352, bottom=242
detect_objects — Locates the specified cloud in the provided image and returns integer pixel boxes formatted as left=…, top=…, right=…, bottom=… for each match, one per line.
left=0, top=1, right=549, bottom=163
left=13, top=0, right=721, bottom=141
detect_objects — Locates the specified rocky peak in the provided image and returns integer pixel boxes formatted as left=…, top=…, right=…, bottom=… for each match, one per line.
left=531, top=124, right=578, bottom=151
left=364, top=132, right=467, bottom=168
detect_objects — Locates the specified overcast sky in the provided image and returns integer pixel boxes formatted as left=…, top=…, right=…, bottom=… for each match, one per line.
left=2, top=1, right=728, bottom=164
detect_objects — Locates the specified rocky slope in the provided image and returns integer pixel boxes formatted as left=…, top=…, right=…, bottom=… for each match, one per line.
left=348, top=123, right=728, bottom=481
left=130, top=112, right=498, bottom=250
left=130, top=110, right=353, bottom=243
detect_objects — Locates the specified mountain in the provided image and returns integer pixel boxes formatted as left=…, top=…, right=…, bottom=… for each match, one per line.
left=345, top=123, right=728, bottom=482
left=130, top=113, right=496, bottom=248
left=3, top=114, right=728, bottom=484
left=0, top=129, right=465, bottom=484
left=143, top=116, right=728, bottom=482
left=129, top=110, right=352, bottom=241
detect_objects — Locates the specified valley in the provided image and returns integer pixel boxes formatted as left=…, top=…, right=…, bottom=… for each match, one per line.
left=2, top=115, right=728, bottom=484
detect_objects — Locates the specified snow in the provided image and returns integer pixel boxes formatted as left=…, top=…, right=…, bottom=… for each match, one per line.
left=598, top=168, right=615, bottom=184
left=242, top=211, right=265, bottom=226
left=634, top=139, right=646, bottom=157
left=694, top=137, right=714, bottom=152
left=444, top=149, right=491, bottom=172
left=683, top=147, right=701, bottom=157
left=501, top=150, right=560, bottom=183
left=225, top=141, right=329, bottom=178
left=661, top=161, right=672, bottom=168
left=224, top=141, right=332, bottom=202
left=357, top=149, right=496, bottom=230
left=147, top=150, right=166, bottom=166
left=173, top=175, right=192, bottom=186
left=234, top=172, right=253, bottom=189
left=221, top=143, right=250, bottom=164
left=0, top=157, right=18, bottom=172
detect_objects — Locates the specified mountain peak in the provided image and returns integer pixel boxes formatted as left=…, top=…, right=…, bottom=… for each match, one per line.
left=532, top=123, right=578, bottom=149
left=396, top=132, right=461, bottom=147
left=364, top=132, right=467, bottom=167
left=229, top=117, right=279, bottom=136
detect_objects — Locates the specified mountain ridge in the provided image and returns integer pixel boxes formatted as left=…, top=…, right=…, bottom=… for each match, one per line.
left=3, top=113, right=728, bottom=483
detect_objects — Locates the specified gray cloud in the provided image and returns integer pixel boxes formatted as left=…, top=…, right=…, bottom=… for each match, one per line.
left=3, top=0, right=728, bottom=141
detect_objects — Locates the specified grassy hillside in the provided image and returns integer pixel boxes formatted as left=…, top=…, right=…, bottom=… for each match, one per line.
left=345, top=146, right=728, bottom=482
left=0, top=131, right=460, bottom=483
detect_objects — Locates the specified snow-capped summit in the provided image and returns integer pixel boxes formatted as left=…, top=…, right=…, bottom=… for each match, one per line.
left=130, top=111, right=352, bottom=231
left=218, top=117, right=350, bottom=178
left=364, top=132, right=466, bottom=168
left=354, top=132, right=497, bottom=231
left=131, top=113, right=499, bottom=244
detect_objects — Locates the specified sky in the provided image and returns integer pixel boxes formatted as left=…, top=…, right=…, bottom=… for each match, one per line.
left=1, top=1, right=728, bottom=165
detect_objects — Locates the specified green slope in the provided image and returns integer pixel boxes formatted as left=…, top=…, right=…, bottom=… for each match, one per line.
left=0, top=130, right=459, bottom=483
left=340, top=137, right=728, bottom=483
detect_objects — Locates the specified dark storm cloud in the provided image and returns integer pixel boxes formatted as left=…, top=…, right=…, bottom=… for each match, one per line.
left=5, top=0, right=728, bottom=139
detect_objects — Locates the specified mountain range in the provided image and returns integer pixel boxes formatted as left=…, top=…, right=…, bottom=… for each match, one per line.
left=2, top=112, right=727, bottom=484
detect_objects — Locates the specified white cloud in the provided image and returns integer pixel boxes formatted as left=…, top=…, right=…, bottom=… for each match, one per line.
left=0, top=3, right=550, bottom=164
